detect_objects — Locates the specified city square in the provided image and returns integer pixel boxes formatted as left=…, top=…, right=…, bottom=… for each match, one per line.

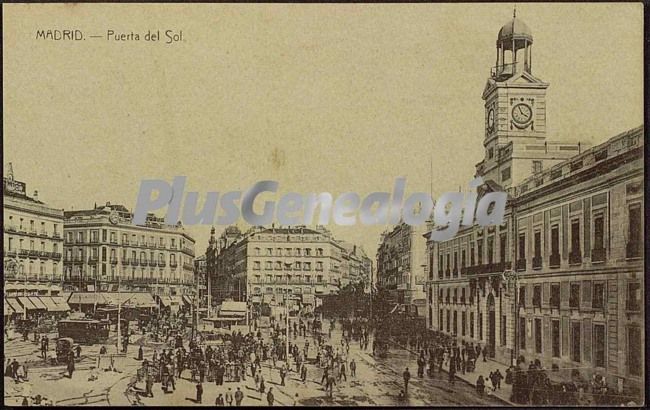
left=3, top=3, right=644, bottom=407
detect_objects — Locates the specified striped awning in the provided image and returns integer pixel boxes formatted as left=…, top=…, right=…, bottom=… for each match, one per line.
left=51, top=296, right=71, bottom=311
left=18, top=296, right=41, bottom=311
left=38, top=296, right=69, bottom=312
left=5, top=298, right=24, bottom=314
left=4, top=299, right=15, bottom=316
left=29, top=296, right=48, bottom=310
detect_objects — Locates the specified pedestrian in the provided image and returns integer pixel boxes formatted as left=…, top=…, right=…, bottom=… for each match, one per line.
left=280, top=364, right=286, bottom=386
left=137, top=345, right=143, bottom=361
left=300, top=363, right=307, bottom=383
left=225, top=388, right=233, bottom=406
left=259, top=373, right=266, bottom=394
left=493, top=369, right=503, bottom=390
left=195, top=382, right=203, bottom=404
left=215, top=393, right=224, bottom=406
left=145, top=375, right=154, bottom=398
left=339, top=361, right=347, bottom=382
left=75, top=344, right=82, bottom=359
left=293, top=392, right=299, bottom=406
left=482, top=345, right=488, bottom=362
left=403, top=367, right=411, bottom=395
left=67, top=353, right=75, bottom=379
left=350, top=359, right=356, bottom=377
left=234, top=387, right=244, bottom=406
left=267, top=387, right=274, bottom=406
left=477, top=375, right=485, bottom=396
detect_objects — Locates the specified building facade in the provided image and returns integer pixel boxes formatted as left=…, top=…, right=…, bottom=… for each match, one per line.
left=3, top=165, right=65, bottom=296
left=426, top=15, right=644, bottom=395
left=205, top=225, right=370, bottom=311
left=376, top=222, right=428, bottom=309
left=63, top=202, right=196, bottom=296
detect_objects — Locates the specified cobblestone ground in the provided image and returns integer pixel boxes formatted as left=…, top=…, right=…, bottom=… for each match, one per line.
left=4, top=326, right=503, bottom=406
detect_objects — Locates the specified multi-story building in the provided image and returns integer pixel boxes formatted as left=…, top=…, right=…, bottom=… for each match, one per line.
left=376, top=222, right=428, bottom=308
left=338, top=241, right=372, bottom=288
left=426, top=14, right=644, bottom=396
left=194, top=254, right=207, bottom=305
left=63, top=202, right=196, bottom=296
left=206, top=225, right=369, bottom=311
left=3, top=164, right=65, bottom=295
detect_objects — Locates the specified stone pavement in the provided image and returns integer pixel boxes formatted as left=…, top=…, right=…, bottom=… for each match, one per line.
left=389, top=338, right=515, bottom=406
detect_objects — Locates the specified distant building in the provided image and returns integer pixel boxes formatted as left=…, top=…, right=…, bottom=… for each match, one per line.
left=376, top=222, right=428, bottom=308
left=205, top=225, right=368, bottom=312
left=337, top=241, right=372, bottom=289
left=3, top=163, right=65, bottom=296
left=63, top=202, right=196, bottom=296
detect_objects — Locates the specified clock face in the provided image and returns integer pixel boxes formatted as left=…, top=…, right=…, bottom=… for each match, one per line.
left=109, top=211, right=119, bottom=225
left=487, top=109, right=495, bottom=130
left=512, top=103, right=532, bottom=125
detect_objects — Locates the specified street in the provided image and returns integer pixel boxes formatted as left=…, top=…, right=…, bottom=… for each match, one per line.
left=4, top=324, right=502, bottom=406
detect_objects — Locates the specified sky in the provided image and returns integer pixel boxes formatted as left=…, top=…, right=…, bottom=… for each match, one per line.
left=3, top=3, right=644, bottom=258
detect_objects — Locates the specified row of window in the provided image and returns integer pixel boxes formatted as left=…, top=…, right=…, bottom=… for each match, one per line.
left=435, top=203, right=642, bottom=280
left=8, top=261, right=59, bottom=276
left=437, top=309, right=642, bottom=377
left=252, top=260, right=324, bottom=271
left=5, top=215, right=60, bottom=235
left=253, top=247, right=324, bottom=257
left=520, top=281, right=641, bottom=312
left=251, top=274, right=326, bottom=284
left=65, top=230, right=186, bottom=249
left=6, top=237, right=60, bottom=253
left=64, top=248, right=190, bottom=265
left=252, top=286, right=313, bottom=295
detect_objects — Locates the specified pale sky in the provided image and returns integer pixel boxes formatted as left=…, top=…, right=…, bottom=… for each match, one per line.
left=3, top=3, right=644, bottom=258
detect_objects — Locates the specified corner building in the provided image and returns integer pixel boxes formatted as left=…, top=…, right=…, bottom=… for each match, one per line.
left=63, top=203, right=196, bottom=296
left=426, top=15, right=643, bottom=395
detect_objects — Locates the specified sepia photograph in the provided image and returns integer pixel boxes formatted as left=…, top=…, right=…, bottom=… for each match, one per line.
left=2, top=2, right=645, bottom=407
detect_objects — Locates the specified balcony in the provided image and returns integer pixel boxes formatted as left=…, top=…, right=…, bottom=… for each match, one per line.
left=38, top=230, right=48, bottom=237
left=6, top=225, right=17, bottom=232
left=28, top=250, right=39, bottom=259
left=90, top=238, right=99, bottom=244
left=122, top=240, right=130, bottom=246
left=110, top=239, right=118, bottom=244
left=182, top=247, right=195, bottom=256
left=110, top=257, right=118, bottom=265
left=19, top=249, right=29, bottom=257
left=149, top=260, right=157, bottom=267
left=591, top=247, right=606, bottom=263
left=569, top=251, right=582, bottom=265
left=549, top=253, right=561, bottom=268
left=5, top=249, right=17, bottom=257
left=170, top=261, right=178, bottom=268
left=51, top=252, right=62, bottom=260
left=73, top=256, right=84, bottom=264
left=88, top=256, right=99, bottom=264
left=515, top=259, right=526, bottom=271
left=52, top=232, right=61, bottom=239
left=158, top=261, right=166, bottom=267
left=131, top=260, right=139, bottom=266
left=445, top=268, right=450, bottom=277
left=626, top=242, right=642, bottom=259
left=29, top=229, right=38, bottom=235
left=38, top=250, right=50, bottom=258
left=122, top=259, right=130, bottom=265
left=532, top=256, right=542, bottom=270
left=183, top=263, right=194, bottom=270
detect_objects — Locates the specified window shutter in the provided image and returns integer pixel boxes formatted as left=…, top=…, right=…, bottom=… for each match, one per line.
left=526, top=283, right=533, bottom=307
left=560, top=282, right=569, bottom=310
left=583, top=198, right=591, bottom=258
left=583, top=318, right=592, bottom=363
left=561, top=316, right=569, bottom=357
left=581, top=280, right=592, bottom=309
left=542, top=282, right=550, bottom=308
left=543, top=316, right=551, bottom=359
left=561, top=205, right=569, bottom=259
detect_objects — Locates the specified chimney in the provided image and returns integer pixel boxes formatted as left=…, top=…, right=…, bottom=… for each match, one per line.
left=106, top=201, right=111, bottom=207
left=33, top=190, right=38, bottom=200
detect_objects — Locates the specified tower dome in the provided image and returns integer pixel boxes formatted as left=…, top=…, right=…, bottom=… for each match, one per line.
left=497, top=17, right=533, bottom=44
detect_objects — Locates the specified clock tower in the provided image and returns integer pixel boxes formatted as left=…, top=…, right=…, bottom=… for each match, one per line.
left=477, top=12, right=566, bottom=189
